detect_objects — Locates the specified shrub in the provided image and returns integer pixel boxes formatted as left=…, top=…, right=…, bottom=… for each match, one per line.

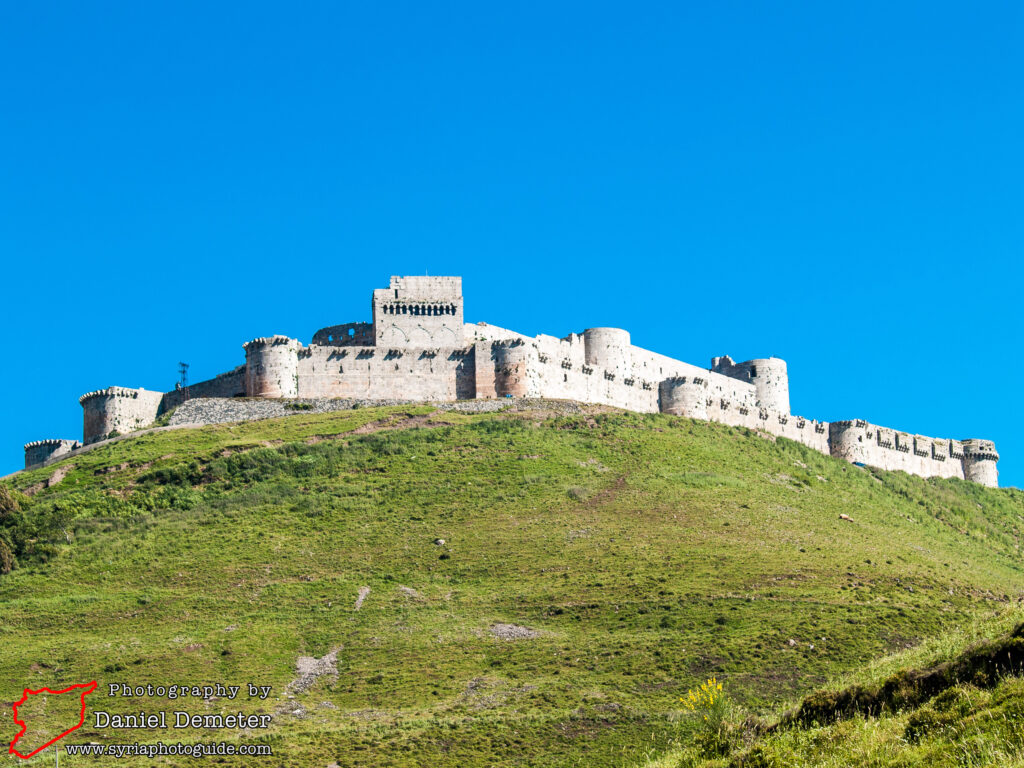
left=682, top=677, right=735, bottom=758
left=0, top=537, right=14, bottom=574
left=0, top=485, right=19, bottom=520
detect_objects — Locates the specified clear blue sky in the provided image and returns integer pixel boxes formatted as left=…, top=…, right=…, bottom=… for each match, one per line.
left=1, top=3, right=1021, bottom=485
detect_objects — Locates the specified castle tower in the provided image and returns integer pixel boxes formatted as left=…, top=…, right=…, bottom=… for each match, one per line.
left=492, top=340, right=536, bottom=398
left=372, top=276, right=464, bottom=347
left=243, top=336, right=301, bottom=397
left=711, top=356, right=790, bottom=414
left=79, top=387, right=165, bottom=444
left=583, top=328, right=631, bottom=376
left=24, top=439, right=81, bottom=469
left=961, top=439, right=999, bottom=488
left=828, top=420, right=872, bottom=465
left=658, top=377, right=708, bottom=419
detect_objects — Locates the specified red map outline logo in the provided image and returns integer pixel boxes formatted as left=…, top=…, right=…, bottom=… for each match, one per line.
left=9, top=680, right=97, bottom=758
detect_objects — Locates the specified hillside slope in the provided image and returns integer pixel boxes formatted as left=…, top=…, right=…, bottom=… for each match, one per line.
left=2, top=402, right=1023, bottom=767
left=651, top=607, right=1024, bottom=767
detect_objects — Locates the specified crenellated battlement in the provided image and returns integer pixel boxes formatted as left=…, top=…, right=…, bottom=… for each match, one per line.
left=828, top=418, right=999, bottom=486
left=19, top=275, right=1001, bottom=487
left=24, top=438, right=76, bottom=449
left=711, top=356, right=789, bottom=413
left=963, top=439, right=999, bottom=459
left=244, top=336, right=302, bottom=398
left=77, top=387, right=165, bottom=444
left=243, top=334, right=301, bottom=350
left=79, top=386, right=156, bottom=405
left=23, top=438, right=81, bottom=469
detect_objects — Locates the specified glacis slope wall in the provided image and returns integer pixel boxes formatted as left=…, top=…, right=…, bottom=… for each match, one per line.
left=24, top=276, right=1000, bottom=487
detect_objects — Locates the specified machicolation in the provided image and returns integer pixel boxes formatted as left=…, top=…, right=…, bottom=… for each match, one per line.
left=21, top=275, right=1001, bottom=487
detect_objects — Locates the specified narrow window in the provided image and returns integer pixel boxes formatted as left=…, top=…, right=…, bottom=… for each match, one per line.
left=750, top=366, right=757, bottom=378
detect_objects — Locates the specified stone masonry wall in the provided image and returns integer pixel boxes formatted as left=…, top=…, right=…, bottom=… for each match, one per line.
left=373, top=276, right=464, bottom=347
left=963, top=440, right=1000, bottom=487
left=79, top=387, right=165, bottom=444
left=295, top=344, right=475, bottom=401
left=829, top=420, right=967, bottom=481
left=468, top=324, right=760, bottom=415
left=24, top=439, right=80, bottom=469
left=160, top=366, right=246, bottom=412
left=711, top=356, right=790, bottom=413
left=245, top=336, right=301, bottom=397
left=311, top=322, right=374, bottom=347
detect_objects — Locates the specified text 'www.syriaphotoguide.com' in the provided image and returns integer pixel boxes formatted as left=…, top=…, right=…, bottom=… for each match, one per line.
left=63, top=742, right=273, bottom=758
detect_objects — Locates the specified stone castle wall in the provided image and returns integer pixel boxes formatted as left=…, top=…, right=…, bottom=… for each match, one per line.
left=372, top=276, right=464, bottom=347
left=294, top=344, right=475, bottom=401
left=160, top=366, right=246, bottom=411
left=311, top=322, right=374, bottom=347
left=244, top=336, right=301, bottom=397
left=829, top=420, right=972, bottom=481
left=712, top=356, right=790, bottom=414
left=23, top=439, right=80, bottom=469
left=79, top=387, right=165, bottom=444
left=28, top=275, right=997, bottom=487
left=963, top=440, right=1000, bottom=487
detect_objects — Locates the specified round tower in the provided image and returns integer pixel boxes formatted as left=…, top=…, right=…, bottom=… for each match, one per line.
left=658, top=377, right=708, bottom=419
left=79, top=387, right=164, bottom=444
left=583, top=328, right=631, bottom=375
left=80, top=388, right=120, bottom=444
left=243, top=336, right=301, bottom=397
left=493, top=340, right=534, bottom=398
left=24, top=439, right=80, bottom=469
left=747, top=358, right=790, bottom=414
left=961, top=439, right=999, bottom=488
left=828, top=420, right=871, bottom=465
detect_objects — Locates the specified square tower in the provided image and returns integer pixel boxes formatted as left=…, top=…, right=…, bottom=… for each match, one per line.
left=372, top=276, right=464, bottom=347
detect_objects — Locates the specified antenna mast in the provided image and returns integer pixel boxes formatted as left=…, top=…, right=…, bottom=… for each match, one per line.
left=178, top=362, right=190, bottom=401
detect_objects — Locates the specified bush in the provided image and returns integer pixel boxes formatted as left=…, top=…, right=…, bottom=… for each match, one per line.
left=682, top=677, right=735, bottom=758
left=0, top=485, right=19, bottom=520
left=0, top=537, right=14, bottom=574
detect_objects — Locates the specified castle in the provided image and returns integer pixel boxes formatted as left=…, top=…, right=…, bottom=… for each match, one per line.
left=23, top=276, right=1000, bottom=487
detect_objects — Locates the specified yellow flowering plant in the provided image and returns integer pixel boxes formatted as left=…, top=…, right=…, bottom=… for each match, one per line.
left=680, top=676, right=731, bottom=757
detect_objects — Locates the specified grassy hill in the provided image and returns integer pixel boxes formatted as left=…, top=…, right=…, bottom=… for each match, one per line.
left=2, top=401, right=1023, bottom=766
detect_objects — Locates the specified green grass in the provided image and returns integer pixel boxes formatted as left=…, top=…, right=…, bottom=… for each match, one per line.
left=657, top=610, right=1024, bottom=767
left=1, top=404, right=1023, bottom=766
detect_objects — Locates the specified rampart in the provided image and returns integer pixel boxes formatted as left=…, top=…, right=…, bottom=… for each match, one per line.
left=21, top=275, right=999, bottom=487
left=24, top=439, right=81, bottom=469
left=79, top=387, right=165, bottom=444
left=829, top=420, right=970, bottom=482
left=160, top=365, right=246, bottom=411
